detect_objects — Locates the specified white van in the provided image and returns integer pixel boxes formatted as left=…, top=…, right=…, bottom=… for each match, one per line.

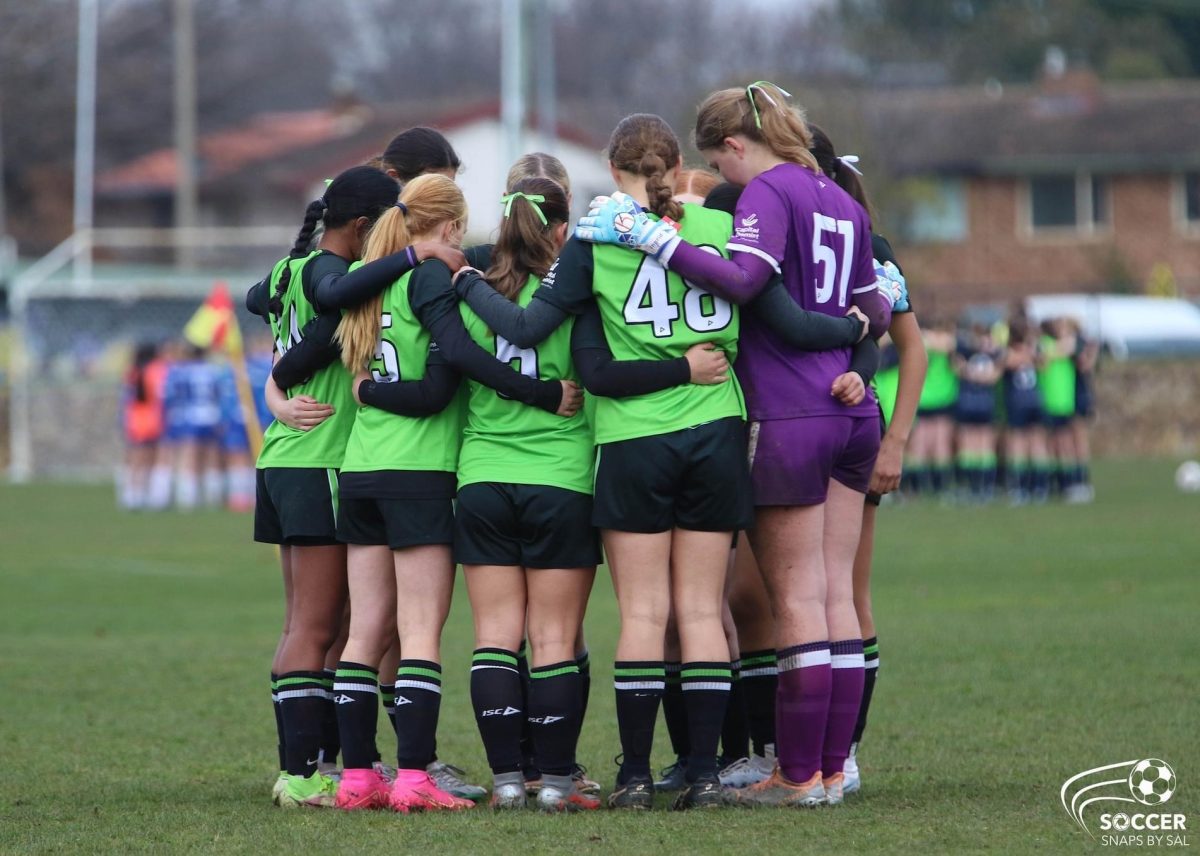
left=1024, top=294, right=1200, bottom=360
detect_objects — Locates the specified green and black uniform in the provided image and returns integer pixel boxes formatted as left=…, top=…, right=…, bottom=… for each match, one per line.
left=249, top=250, right=356, bottom=545
left=454, top=274, right=601, bottom=568
left=463, top=204, right=753, bottom=533
left=335, top=259, right=563, bottom=548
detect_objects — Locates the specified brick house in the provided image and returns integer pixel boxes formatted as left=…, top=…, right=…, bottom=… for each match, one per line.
left=865, top=74, right=1200, bottom=312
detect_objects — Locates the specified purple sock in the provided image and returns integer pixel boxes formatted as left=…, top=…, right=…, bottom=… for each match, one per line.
left=822, top=639, right=865, bottom=777
left=775, top=642, right=831, bottom=784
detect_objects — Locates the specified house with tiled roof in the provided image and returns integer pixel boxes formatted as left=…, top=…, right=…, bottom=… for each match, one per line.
left=864, top=72, right=1200, bottom=311
left=96, top=100, right=611, bottom=252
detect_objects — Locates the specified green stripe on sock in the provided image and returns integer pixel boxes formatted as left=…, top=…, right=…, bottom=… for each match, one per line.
left=614, top=667, right=666, bottom=678
left=472, top=651, right=519, bottom=666
left=335, top=669, right=379, bottom=681
left=863, top=643, right=880, bottom=656
left=530, top=665, right=579, bottom=680
left=740, top=653, right=775, bottom=667
left=682, top=668, right=733, bottom=679
left=275, top=676, right=324, bottom=688
left=397, top=667, right=442, bottom=681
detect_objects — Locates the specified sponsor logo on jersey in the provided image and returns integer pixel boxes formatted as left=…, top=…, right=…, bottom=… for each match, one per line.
left=1062, top=758, right=1187, bottom=846
left=542, top=258, right=559, bottom=289
left=735, top=213, right=760, bottom=242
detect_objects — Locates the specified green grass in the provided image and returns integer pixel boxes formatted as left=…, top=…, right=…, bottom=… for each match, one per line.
left=1, top=459, right=1197, bottom=854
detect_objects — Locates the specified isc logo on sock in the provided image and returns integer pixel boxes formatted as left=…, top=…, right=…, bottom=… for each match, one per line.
left=394, top=695, right=413, bottom=706
left=482, top=706, right=521, bottom=717
left=333, top=694, right=355, bottom=705
left=526, top=715, right=564, bottom=725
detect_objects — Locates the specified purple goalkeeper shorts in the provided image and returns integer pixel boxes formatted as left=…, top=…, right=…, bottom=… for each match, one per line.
left=748, top=414, right=881, bottom=506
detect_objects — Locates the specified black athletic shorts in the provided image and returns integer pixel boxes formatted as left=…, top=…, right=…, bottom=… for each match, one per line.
left=454, top=482, right=602, bottom=569
left=593, top=416, right=754, bottom=533
left=254, top=467, right=341, bottom=546
left=336, top=496, right=454, bottom=549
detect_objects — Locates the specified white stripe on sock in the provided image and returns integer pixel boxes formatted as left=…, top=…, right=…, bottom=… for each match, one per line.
left=831, top=653, right=865, bottom=669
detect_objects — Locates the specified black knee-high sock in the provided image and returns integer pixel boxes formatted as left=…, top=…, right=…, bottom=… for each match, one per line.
left=470, top=648, right=524, bottom=775
left=318, top=668, right=339, bottom=767
left=278, top=670, right=328, bottom=777
left=575, top=648, right=591, bottom=737
left=852, top=637, right=880, bottom=746
left=516, top=640, right=537, bottom=777
left=394, top=660, right=442, bottom=770
left=529, top=660, right=582, bottom=776
left=681, top=662, right=732, bottom=783
left=271, top=673, right=286, bottom=770
left=613, top=661, right=665, bottom=781
left=721, top=659, right=750, bottom=763
left=662, top=661, right=690, bottom=759
left=739, top=649, right=777, bottom=757
left=333, top=662, right=380, bottom=770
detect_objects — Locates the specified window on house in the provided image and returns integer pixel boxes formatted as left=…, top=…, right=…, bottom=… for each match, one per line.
left=1184, top=173, right=1200, bottom=224
left=904, top=178, right=968, bottom=243
left=1028, top=173, right=1108, bottom=233
left=1030, top=175, right=1076, bottom=228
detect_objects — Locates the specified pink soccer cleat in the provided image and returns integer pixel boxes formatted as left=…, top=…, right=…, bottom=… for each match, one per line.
left=335, top=767, right=390, bottom=811
left=388, top=769, right=476, bottom=813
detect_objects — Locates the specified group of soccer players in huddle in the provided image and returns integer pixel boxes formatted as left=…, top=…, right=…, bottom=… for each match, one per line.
left=247, top=81, right=916, bottom=813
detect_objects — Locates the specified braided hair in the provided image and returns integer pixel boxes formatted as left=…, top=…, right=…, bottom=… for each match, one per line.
left=607, top=114, right=684, bottom=223
left=267, top=165, right=398, bottom=320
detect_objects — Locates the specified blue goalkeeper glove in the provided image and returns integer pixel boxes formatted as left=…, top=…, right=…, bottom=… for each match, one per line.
left=575, top=192, right=681, bottom=260
left=874, top=259, right=909, bottom=312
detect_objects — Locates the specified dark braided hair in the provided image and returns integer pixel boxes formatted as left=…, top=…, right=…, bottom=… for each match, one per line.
left=267, top=165, right=398, bottom=319
left=607, top=114, right=684, bottom=223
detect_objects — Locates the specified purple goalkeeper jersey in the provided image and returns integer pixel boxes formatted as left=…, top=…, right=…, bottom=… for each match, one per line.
left=728, top=163, right=878, bottom=420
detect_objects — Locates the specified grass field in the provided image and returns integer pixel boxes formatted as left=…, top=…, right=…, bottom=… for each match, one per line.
left=1, top=459, right=1197, bottom=854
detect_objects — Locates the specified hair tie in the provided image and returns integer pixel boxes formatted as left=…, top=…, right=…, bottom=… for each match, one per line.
left=746, top=80, right=793, bottom=129
left=395, top=201, right=408, bottom=215
left=837, top=154, right=863, bottom=176
left=500, top=191, right=548, bottom=226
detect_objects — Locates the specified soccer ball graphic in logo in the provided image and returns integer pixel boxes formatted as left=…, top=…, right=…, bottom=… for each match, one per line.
left=1128, top=759, right=1176, bottom=806
left=614, top=212, right=636, bottom=234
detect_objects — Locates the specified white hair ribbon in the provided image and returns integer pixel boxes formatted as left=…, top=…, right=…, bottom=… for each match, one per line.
left=838, top=155, right=863, bottom=176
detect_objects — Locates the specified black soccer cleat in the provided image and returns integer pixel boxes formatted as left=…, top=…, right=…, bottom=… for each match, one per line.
left=607, top=776, right=655, bottom=810
left=670, top=776, right=728, bottom=811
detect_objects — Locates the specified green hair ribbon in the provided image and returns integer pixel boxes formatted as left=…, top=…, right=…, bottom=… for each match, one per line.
left=500, top=191, right=548, bottom=225
left=746, top=80, right=793, bottom=129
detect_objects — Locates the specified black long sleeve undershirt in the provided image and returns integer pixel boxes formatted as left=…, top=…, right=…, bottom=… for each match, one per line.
left=410, top=261, right=563, bottom=414
left=310, top=249, right=417, bottom=312
left=569, top=303, right=691, bottom=397
left=356, top=353, right=462, bottom=417
left=271, top=312, right=341, bottom=389
left=747, top=278, right=865, bottom=350
left=848, top=337, right=881, bottom=385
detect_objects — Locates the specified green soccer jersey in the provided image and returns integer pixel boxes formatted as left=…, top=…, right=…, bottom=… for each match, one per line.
left=1038, top=335, right=1077, bottom=416
left=919, top=348, right=958, bottom=411
left=257, top=251, right=358, bottom=470
left=340, top=266, right=465, bottom=473
left=457, top=274, right=594, bottom=493
left=874, top=364, right=900, bottom=428
left=586, top=203, right=745, bottom=443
